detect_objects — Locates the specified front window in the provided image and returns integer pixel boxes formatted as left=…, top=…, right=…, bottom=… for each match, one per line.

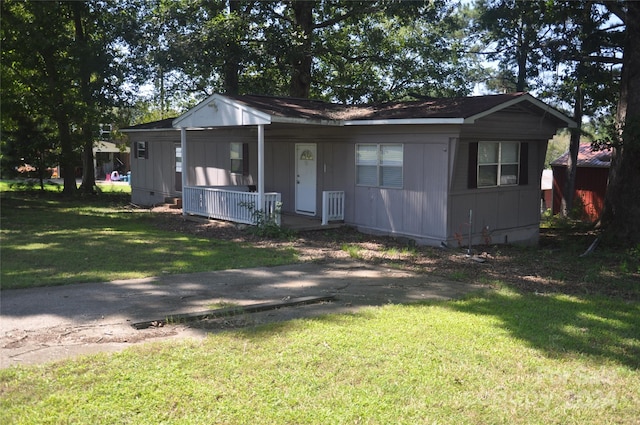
left=356, top=144, right=403, bottom=188
left=478, top=142, right=520, bottom=187
left=230, top=142, right=248, bottom=175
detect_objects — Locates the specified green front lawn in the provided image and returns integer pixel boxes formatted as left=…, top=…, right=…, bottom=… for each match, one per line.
left=1, top=182, right=638, bottom=424
left=0, top=185, right=297, bottom=289
left=1, top=288, right=638, bottom=424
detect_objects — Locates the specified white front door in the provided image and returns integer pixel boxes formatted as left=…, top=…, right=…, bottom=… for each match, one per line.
left=295, top=143, right=317, bottom=215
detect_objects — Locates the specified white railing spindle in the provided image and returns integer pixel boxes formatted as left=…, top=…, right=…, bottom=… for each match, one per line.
left=322, top=191, right=345, bottom=225
left=183, top=186, right=281, bottom=226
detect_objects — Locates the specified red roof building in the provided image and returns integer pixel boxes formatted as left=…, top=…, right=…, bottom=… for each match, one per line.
left=551, top=143, right=611, bottom=222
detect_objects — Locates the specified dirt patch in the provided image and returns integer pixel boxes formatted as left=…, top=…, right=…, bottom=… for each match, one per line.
left=148, top=205, right=637, bottom=298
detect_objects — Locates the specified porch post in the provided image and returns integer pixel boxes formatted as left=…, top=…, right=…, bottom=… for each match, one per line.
left=180, top=127, right=187, bottom=216
left=257, top=124, right=265, bottom=212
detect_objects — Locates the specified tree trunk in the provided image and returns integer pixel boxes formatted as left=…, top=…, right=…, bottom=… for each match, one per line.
left=562, top=84, right=583, bottom=217
left=600, top=1, right=640, bottom=245
left=73, top=3, right=97, bottom=194
left=223, top=0, right=241, bottom=95
left=80, top=129, right=96, bottom=193
left=288, top=0, right=314, bottom=98
left=515, top=24, right=527, bottom=92
left=57, top=116, right=78, bottom=196
left=41, top=48, right=77, bottom=196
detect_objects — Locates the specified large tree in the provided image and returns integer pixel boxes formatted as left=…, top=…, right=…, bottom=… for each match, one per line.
left=130, top=0, right=475, bottom=106
left=472, top=0, right=624, bottom=219
left=600, top=1, right=640, bottom=245
left=542, top=1, right=622, bottom=216
left=470, top=0, right=551, bottom=92
left=1, top=1, right=129, bottom=195
left=2, top=1, right=80, bottom=194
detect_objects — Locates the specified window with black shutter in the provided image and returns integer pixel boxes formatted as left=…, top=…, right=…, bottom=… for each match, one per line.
left=468, top=141, right=527, bottom=188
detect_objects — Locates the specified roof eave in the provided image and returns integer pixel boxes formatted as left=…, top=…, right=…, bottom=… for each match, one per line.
left=120, top=127, right=179, bottom=133
left=271, top=116, right=343, bottom=126
left=343, top=118, right=465, bottom=126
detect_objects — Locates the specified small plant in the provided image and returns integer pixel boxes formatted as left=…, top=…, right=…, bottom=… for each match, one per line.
left=341, top=243, right=363, bottom=259
left=448, top=270, right=469, bottom=281
left=239, top=201, right=293, bottom=239
left=208, top=301, right=240, bottom=310
left=382, top=246, right=416, bottom=257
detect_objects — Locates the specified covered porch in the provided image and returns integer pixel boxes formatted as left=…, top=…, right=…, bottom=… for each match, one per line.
left=182, top=185, right=345, bottom=228
left=174, top=94, right=345, bottom=230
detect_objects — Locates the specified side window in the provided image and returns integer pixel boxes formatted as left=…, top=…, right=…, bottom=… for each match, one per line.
left=230, top=142, right=249, bottom=175
left=135, top=141, right=148, bottom=159
left=356, top=144, right=403, bottom=188
left=470, top=141, right=527, bottom=188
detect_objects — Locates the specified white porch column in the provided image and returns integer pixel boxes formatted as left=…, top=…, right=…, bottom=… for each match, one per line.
left=257, top=124, right=265, bottom=211
left=180, top=127, right=187, bottom=216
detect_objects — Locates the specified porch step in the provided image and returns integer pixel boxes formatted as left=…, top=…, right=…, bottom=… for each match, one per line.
left=164, top=197, right=182, bottom=209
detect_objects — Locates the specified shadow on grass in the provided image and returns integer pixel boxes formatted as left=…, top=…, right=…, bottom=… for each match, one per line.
left=444, top=289, right=640, bottom=369
left=1, top=192, right=297, bottom=288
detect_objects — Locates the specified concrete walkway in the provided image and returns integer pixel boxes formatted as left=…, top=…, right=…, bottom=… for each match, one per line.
left=1, top=261, right=482, bottom=368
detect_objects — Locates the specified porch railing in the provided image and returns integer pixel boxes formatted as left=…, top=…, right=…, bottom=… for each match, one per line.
left=322, top=191, right=345, bottom=225
left=183, top=186, right=281, bottom=226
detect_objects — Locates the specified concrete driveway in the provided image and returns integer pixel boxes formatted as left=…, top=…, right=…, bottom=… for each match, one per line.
left=1, top=261, right=482, bottom=368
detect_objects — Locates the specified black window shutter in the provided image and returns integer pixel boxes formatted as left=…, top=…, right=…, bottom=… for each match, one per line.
left=468, top=142, right=478, bottom=189
left=519, top=142, right=528, bottom=185
left=242, top=143, right=249, bottom=176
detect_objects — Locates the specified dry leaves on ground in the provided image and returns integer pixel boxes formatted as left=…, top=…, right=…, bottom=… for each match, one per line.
left=149, top=205, right=637, bottom=298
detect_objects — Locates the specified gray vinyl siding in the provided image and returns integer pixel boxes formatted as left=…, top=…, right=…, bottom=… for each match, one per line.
left=449, top=133, right=550, bottom=246
left=461, top=109, right=562, bottom=140
left=128, top=130, right=180, bottom=206
left=349, top=128, right=453, bottom=243
left=186, top=130, right=256, bottom=187
left=127, top=106, right=562, bottom=245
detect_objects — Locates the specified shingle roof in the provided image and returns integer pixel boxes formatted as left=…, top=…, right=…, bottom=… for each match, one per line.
left=122, top=117, right=177, bottom=130
left=551, top=143, right=612, bottom=168
left=225, top=92, right=527, bottom=121
left=122, top=92, right=572, bottom=130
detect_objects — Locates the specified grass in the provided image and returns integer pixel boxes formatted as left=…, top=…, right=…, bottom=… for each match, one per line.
left=1, top=182, right=639, bottom=424
left=341, top=243, right=363, bottom=259
left=1, top=288, right=638, bottom=424
left=0, top=183, right=297, bottom=289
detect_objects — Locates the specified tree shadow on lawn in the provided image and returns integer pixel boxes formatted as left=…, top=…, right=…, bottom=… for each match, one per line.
left=0, top=194, right=298, bottom=288
left=444, top=289, right=640, bottom=370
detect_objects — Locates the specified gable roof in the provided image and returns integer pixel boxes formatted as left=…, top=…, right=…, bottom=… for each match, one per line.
left=120, top=117, right=177, bottom=132
left=551, top=143, right=612, bottom=168
left=123, top=92, right=576, bottom=130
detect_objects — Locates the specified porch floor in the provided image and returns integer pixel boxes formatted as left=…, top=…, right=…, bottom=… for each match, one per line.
left=281, top=214, right=343, bottom=231
left=181, top=210, right=343, bottom=232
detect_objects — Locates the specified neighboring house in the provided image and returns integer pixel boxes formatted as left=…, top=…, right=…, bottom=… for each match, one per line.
left=121, top=92, right=575, bottom=247
left=551, top=143, right=611, bottom=222
left=93, top=140, right=131, bottom=180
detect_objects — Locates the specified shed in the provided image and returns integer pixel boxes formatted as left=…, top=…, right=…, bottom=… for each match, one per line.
left=551, top=143, right=611, bottom=222
left=121, top=92, right=575, bottom=246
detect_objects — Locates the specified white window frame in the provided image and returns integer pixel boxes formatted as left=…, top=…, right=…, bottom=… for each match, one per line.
left=135, top=141, right=148, bottom=159
left=356, top=144, right=403, bottom=189
left=175, top=146, right=182, bottom=173
left=230, top=142, right=248, bottom=175
left=477, top=141, right=520, bottom=188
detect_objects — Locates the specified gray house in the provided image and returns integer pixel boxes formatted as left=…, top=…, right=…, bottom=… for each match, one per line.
left=121, top=92, right=575, bottom=247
